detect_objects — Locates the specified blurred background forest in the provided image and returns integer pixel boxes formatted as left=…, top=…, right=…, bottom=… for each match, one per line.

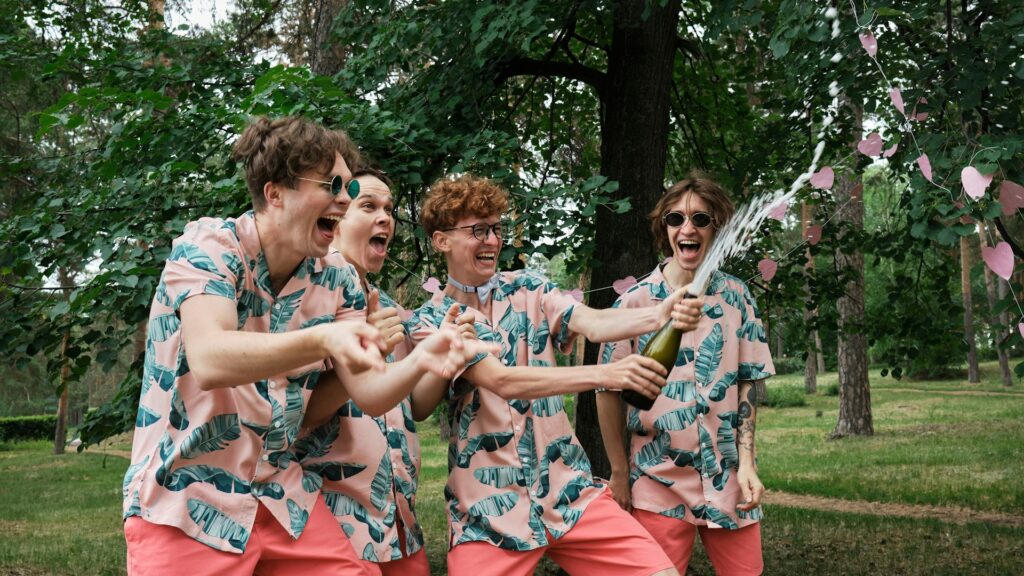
left=1, top=0, right=1022, bottom=468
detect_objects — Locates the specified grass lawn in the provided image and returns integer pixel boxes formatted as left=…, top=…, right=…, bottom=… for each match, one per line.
left=2, top=360, right=1021, bottom=575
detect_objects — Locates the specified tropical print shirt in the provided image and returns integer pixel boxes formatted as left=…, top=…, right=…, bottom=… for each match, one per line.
left=299, top=289, right=425, bottom=563
left=407, top=270, right=604, bottom=552
left=599, top=265, right=774, bottom=530
left=122, top=211, right=365, bottom=553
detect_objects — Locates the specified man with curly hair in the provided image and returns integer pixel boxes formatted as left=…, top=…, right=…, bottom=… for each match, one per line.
left=406, top=174, right=704, bottom=576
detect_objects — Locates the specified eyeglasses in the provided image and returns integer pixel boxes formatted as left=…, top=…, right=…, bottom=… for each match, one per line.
left=297, top=175, right=361, bottom=199
left=663, top=211, right=714, bottom=229
left=441, top=222, right=504, bottom=241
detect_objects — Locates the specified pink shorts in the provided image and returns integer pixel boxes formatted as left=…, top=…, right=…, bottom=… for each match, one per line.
left=125, top=498, right=369, bottom=575
left=632, top=508, right=763, bottom=576
left=447, top=489, right=674, bottom=576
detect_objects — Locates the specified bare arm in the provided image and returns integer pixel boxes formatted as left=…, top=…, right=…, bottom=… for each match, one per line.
left=462, top=353, right=666, bottom=401
left=409, top=306, right=478, bottom=421
left=736, top=379, right=765, bottom=511
left=179, top=294, right=384, bottom=390
left=597, top=391, right=632, bottom=510
left=568, top=287, right=704, bottom=343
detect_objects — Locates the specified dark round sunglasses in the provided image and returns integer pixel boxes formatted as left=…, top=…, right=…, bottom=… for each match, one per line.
left=441, top=222, right=504, bottom=241
left=297, top=175, right=361, bottom=199
left=663, top=211, right=713, bottom=229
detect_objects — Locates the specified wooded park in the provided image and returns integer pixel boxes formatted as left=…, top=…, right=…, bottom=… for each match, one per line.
left=1, top=0, right=1022, bottom=574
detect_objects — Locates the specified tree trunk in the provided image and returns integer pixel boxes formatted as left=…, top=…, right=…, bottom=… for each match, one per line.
left=831, top=142, right=872, bottom=438
left=802, top=202, right=818, bottom=393
left=53, top=266, right=75, bottom=455
left=979, top=222, right=1013, bottom=386
left=960, top=234, right=981, bottom=383
left=577, top=0, right=680, bottom=479
left=310, top=0, right=349, bottom=76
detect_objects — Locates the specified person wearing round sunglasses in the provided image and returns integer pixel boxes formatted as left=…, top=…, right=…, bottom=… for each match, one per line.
left=596, top=172, right=775, bottom=576
left=405, top=174, right=706, bottom=576
left=121, top=117, right=491, bottom=576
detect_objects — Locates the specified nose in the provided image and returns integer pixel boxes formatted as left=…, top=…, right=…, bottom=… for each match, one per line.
left=334, top=192, right=351, bottom=212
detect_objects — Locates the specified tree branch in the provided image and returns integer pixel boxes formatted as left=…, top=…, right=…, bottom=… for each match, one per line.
left=993, top=217, right=1024, bottom=260
left=498, top=58, right=607, bottom=100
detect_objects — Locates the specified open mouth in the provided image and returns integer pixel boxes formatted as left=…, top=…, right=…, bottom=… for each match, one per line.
left=476, top=251, right=496, bottom=265
left=369, top=233, right=389, bottom=254
left=317, top=215, right=342, bottom=236
left=677, top=239, right=701, bottom=258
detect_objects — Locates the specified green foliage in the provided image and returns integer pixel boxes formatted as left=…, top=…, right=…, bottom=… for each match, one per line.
left=0, top=414, right=57, bottom=442
left=772, top=356, right=805, bottom=375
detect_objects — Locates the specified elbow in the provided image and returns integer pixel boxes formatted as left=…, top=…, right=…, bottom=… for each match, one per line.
left=490, top=372, right=524, bottom=400
left=190, top=362, right=233, bottom=391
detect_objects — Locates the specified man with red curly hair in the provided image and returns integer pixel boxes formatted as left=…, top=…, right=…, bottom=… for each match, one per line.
left=407, top=175, right=704, bottom=576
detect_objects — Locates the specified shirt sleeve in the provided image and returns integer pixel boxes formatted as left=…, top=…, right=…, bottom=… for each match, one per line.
left=736, top=281, right=776, bottom=381
left=160, top=219, right=242, bottom=312
left=539, top=279, right=580, bottom=354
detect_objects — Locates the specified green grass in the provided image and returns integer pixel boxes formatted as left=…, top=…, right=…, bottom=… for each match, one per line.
left=762, top=360, right=1024, bottom=513
left=2, top=362, right=1022, bottom=574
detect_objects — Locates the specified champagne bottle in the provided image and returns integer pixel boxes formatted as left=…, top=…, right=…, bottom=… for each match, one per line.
left=621, top=293, right=693, bottom=410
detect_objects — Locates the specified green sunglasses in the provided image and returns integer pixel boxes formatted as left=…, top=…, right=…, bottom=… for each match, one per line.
left=297, top=175, right=361, bottom=199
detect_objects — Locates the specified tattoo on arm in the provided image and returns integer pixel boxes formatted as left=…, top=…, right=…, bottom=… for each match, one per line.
left=737, top=381, right=760, bottom=454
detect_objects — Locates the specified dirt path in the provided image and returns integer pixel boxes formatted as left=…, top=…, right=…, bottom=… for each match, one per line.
left=766, top=490, right=1024, bottom=528
left=879, top=387, right=1024, bottom=397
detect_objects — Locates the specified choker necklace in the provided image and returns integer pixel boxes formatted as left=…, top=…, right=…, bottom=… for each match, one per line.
left=447, top=274, right=500, bottom=304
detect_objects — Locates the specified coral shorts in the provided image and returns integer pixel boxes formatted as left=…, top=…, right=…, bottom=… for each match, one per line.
left=447, top=489, right=674, bottom=576
left=632, top=507, right=763, bottom=576
left=125, top=498, right=368, bottom=575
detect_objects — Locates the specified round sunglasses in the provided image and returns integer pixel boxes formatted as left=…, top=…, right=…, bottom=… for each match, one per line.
left=441, top=222, right=504, bottom=241
left=297, top=175, right=361, bottom=199
left=663, top=211, right=714, bottom=229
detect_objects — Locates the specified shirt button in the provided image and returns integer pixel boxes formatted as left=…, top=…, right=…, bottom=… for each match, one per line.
left=269, top=381, right=277, bottom=390
left=274, top=302, right=282, bottom=309
left=262, top=454, right=270, bottom=461
left=274, top=421, right=282, bottom=429
left=502, top=358, right=510, bottom=366
left=521, top=456, right=529, bottom=463
left=514, top=425, right=522, bottom=432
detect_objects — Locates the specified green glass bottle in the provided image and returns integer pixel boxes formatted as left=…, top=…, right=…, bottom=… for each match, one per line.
left=621, top=292, right=694, bottom=410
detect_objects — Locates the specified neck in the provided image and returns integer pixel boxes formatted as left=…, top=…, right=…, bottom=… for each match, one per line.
left=444, top=269, right=496, bottom=311
left=663, top=259, right=695, bottom=293
left=254, top=211, right=302, bottom=295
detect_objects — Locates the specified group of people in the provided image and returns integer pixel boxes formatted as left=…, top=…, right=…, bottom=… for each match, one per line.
left=122, top=116, right=774, bottom=576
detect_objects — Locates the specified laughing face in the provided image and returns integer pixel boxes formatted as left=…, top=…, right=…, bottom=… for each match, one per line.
left=335, top=174, right=394, bottom=279
left=666, top=192, right=716, bottom=273
left=280, top=152, right=353, bottom=260
left=435, top=214, right=502, bottom=286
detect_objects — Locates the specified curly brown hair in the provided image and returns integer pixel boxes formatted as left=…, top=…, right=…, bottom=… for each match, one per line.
left=650, top=171, right=735, bottom=256
left=420, top=174, right=509, bottom=236
left=231, top=116, right=363, bottom=211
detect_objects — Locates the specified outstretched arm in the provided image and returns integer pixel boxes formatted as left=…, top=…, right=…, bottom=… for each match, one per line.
left=463, top=353, right=666, bottom=401
left=180, top=294, right=384, bottom=390
left=736, top=379, right=765, bottom=511
left=568, top=287, right=704, bottom=343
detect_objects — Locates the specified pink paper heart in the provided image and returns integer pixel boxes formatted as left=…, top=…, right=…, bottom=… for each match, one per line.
left=805, top=225, right=823, bottom=246
left=422, top=276, right=441, bottom=294
left=883, top=144, right=898, bottom=158
left=758, top=259, right=778, bottom=282
left=567, top=288, right=584, bottom=303
left=962, top=166, right=993, bottom=200
left=999, top=180, right=1024, bottom=215
left=917, top=154, right=933, bottom=183
left=981, top=242, right=1014, bottom=281
left=1019, top=322, right=1024, bottom=340
left=911, top=97, right=929, bottom=121
left=810, top=167, right=834, bottom=190
left=612, top=276, right=638, bottom=295
left=768, top=202, right=788, bottom=221
left=399, top=308, right=413, bottom=321
left=859, top=30, right=877, bottom=57
left=858, top=132, right=883, bottom=157
left=890, top=88, right=905, bottom=115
